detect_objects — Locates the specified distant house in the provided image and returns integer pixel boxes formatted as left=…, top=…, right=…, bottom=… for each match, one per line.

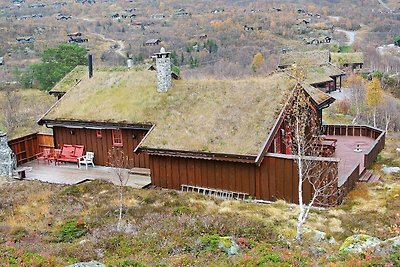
left=174, top=9, right=190, bottom=17
left=31, top=14, right=43, bottom=18
left=67, top=32, right=82, bottom=37
left=297, top=8, right=306, bottom=14
left=272, top=7, right=282, bottom=12
left=0, top=57, right=4, bottom=65
left=394, top=36, right=400, bottom=47
left=244, top=25, right=254, bottom=31
left=331, top=52, right=364, bottom=70
left=145, top=39, right=161, bottom=46
left=109, top=12, right=120, bottom=19
left=16, top=36, right=35, bottom=44
left=151, top=14, right=165, bottom=19
left=56, top=13, right=72, bottom=20
left=68, top=37, right=88, bottom=43
left=244, top=25, right=261, bottom=31
left=76, top=0, right=96, bottom=4
left=53, top=2, right=67, bottom=7
left=12, top=0, right=25, bottom=6
left=304, top=36, right=331, bottom=45
left=29, top=3, right=45, bottom=8
left=297, top=18, right=311, bottom=25
left=302, top=63, right=345, bottom=93
left=121, top=13, right=136, bottom=19
left=278, top=50, right=345, bottom=92
left=211, top=8, right=224, bottom=13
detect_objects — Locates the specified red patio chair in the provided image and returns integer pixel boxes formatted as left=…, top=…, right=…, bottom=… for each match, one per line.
left=36, top=148, right=51, bottom=165
left=49, top=148, right=62, bottom=165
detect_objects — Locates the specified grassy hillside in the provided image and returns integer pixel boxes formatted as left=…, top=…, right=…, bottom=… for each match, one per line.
left=0, top=137, right=399, bottom=266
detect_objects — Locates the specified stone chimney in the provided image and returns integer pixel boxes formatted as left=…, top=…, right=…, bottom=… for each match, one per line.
left=0, top=132, right=16, bottom=177
left=154, top=47, right=171, bottom=92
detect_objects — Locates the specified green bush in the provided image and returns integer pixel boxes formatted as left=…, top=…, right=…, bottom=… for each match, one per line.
left=115, top=259, right=145, bottom=267
left=201, top=235, right=221, bottom=250
left=58, top=219, right=87, bottom=242
left=173, top=206, right=193, bottom=215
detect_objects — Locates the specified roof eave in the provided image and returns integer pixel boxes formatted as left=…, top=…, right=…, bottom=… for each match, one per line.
left=137, top=147, right=257, bottom=163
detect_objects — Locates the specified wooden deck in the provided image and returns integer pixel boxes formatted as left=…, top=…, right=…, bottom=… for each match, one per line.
left=19, top=161, right=151, bottom=188
left=326, top=135, right=375, bottom=185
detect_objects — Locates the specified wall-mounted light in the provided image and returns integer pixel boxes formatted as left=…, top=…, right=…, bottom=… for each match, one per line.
left=132, top=134, right=136, bottom=139
left=70, top=130, right=75, bottom=135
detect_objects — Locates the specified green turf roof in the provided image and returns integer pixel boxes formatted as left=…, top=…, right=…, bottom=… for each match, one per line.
left=49, top=65, right=87, bottom=93
left=41, top=68, right=298, bottom=155
left=331, top=52, right=364, bottom=65
left=279, top=50, right=330, bottom=67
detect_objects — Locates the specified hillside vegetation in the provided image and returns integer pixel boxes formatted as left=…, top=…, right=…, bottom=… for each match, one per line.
left=0, top=137, right=399, bottom=266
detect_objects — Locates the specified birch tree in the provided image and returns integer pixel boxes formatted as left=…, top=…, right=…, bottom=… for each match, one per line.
left=286, top=84, right=338, bottom=242
left=108, top=148, right=131, bottom=231
left=347, top=74, right=365, bottom=124
left=366, top=78, right=383, bottom=128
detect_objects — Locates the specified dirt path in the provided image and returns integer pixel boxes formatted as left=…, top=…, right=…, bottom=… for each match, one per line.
left=75, top=16, right=126, bottom=57
left=90, top=32, right=126, bottom=57
left=377, top=0, right=391, bottom=10
left=336, top=28, right=356, bottom=46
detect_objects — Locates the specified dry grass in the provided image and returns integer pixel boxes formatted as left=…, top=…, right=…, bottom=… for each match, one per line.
left=0, top=89, right=55, bottom=139
left=49, top=65, right=87, bottom=93
left=331, top=52, right=364, bottom=65
left=44, top=68, right=295, bottom=154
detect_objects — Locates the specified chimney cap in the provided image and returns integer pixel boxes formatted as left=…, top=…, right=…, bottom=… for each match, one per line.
left=155, top=46, right=171, bottom=56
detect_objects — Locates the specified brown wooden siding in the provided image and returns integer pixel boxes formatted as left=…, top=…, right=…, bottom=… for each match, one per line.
left=149, top=153, right=338, bottom=204
left=9, top=133, right=54, bottom=166
left=53, top=127, right=149, bottom=168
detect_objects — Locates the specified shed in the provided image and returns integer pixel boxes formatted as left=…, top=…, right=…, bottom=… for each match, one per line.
left=145, top=39, right=161, bottom=46
left=331, top=52, right=364, bottom=70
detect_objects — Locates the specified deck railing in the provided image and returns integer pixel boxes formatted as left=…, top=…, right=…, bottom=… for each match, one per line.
left=322, top=124, right=385, bottom=170
left=337, top=164, right=359, bottom=204
left=8, top=133, right=54, bottom=166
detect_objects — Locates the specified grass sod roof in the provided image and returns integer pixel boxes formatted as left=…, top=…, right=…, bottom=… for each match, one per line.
left=299, top=64, right=344, bottom=85
left=330, top=52, right=364, bottom=65
left=278, top=50, right=330, bottom=67
left=49, top=65, right=87, bottom=93
left=42, top=68, right=296, bottom=155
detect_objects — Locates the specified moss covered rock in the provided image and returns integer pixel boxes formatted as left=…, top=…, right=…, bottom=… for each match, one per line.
left=339, top=234, right=381, bottom=254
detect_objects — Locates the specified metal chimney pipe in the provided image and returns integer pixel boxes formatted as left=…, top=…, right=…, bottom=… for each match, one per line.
left=88, top=54, right=93, bottom=78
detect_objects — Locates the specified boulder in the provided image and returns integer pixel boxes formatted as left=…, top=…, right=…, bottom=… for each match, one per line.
left=339, top=234, right=381, bottom=254
left=381, top=165, right=400, bottom=174
left=339, top=235, right=400, bottom=255
left=218, top=236, right=240, bottom=256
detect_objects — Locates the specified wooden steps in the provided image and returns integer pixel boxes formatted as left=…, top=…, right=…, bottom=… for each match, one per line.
left=181, top=184, right=249, bottom=200
left=359, top=170, right=381, bottom=183
left=129, top=167, right=150, bottom=176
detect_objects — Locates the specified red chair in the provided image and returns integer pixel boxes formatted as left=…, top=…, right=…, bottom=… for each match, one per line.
left=36, top=148, right=51, bottom=165
left=49, top=148, right=62, bottom=165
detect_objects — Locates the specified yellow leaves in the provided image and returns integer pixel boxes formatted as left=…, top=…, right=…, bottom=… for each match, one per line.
left=251, top=52, right=264, bottom=72
left=366, top=78, right=383, bottom=108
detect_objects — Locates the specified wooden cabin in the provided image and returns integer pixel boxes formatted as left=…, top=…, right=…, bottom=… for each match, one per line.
left=331, top=52, right=364, bottom=70
left=39, top=49, right=384, bottom=205
left=278, top=51, right=344, bottom=92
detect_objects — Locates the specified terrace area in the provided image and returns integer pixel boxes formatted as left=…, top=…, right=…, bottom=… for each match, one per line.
left=18, top=161, right=151, bottom=188
left=322, top=124, right=385, bottom=196
left=8, top=133, right=151, bottom=188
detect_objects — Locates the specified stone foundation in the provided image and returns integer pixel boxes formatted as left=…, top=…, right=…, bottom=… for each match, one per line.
left=0, top=132, right=16, bottom=177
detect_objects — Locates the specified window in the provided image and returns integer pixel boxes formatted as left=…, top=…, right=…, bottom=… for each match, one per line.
left=112, top=129, right=123, bottom=146
left=96, top=129, right=102, bottom=138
